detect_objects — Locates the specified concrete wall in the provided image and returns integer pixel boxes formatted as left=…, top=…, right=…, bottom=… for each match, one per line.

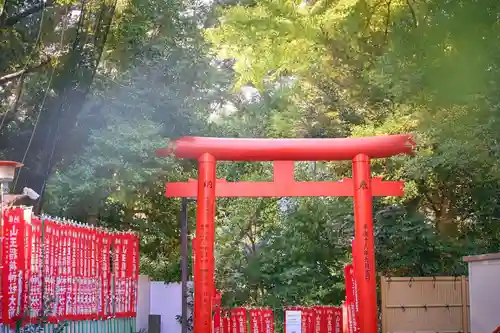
left=464, top=253, right=500, bottom=333
left=135, top=278, right=191, bottom=333
left=150, top=282, right=184, bottom=333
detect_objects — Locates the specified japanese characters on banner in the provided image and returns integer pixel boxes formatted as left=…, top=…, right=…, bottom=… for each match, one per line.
left=1, top=207, right=26, bottom=325
left=314, top=306, right=324, bottom=333
left=262, top=308, right=274, bottom=333
left=222, top=309, right=231, bottom=333
left=284, top=306, right=342, bottom=333
left=101, top=231, right=112, bottom=318
left=214, top=292, right=222, bottom=333
left=344, top=264, right=359, bottom=333
left=28, top=217, right=42, bottom=319
left=325, top=307, right=342, bottom=333
left=342, top=304, right=349, bottom=333
left=249, top=309, right=265, bottom=333
left=113, top=232, right=137, bottom=318
left=0, top=207, right=140, bottom=325
left=230, top=307, right=247, bottom=333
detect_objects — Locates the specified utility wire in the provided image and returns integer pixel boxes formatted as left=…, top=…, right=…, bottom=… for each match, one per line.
left=13, top=5, right=70, bottom=190
left=0, top=0, right=47, bottom=131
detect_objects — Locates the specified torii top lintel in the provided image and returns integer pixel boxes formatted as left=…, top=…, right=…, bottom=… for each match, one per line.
left=156, top=134, right=415, bottom=161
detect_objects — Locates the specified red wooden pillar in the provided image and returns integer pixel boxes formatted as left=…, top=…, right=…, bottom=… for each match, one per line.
left=352, top=154, right=377, bottom=333
left=194, top=153, right=217, bottom=333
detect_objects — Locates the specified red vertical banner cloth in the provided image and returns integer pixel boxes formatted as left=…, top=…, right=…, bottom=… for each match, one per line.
left=222, top=309, right=231, bottom=333
left=262, top=308, right=274, bottom=333
left=341, top=305, right=349, bottom=333
left=101, top=232, right=112, bottom=319
left=249, top=309, right=262, bottom=333
left=305, top=307, right=315, bottom=333
left=22, top=208, right=32, bottom=326
left=54, top=222, right=70, bottom=320
left=112, top=232, right=138, bottom=319
left=350, top=240, right=360, bottom=332
left=82, top=226, right=91, bottom=320
left=332, top=307, right=342, bottom=333
left=28, top=217, right=42, bottom=320
left=344, top=265, right=359, bottom=333
left=1, top=207, right=27, bottom=325
left=75, top=225, right=84, bottom=320
left=230, top=307, right=247, bottom=333
left=68, top=224, right=79, bottom=320
left=45, top=219, right=58, bottom=323
left=213, top=292, right=222, bottom=333
left=323, top=307, right=343, bottom=333
left=313, top=306, right=326, bottom=333
left=129, top=233, right=140, bottom=316
left=113, top=234, right=123, bottom=317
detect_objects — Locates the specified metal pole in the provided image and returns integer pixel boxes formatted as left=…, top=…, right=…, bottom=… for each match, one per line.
left=180, top=198, right=189, bottom=333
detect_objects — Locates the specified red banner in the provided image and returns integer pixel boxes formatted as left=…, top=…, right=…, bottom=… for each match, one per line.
left=113, top=234, right=124, bottom=317
left=68, top=224, right=78, bottom=320
left=222, top=309, right=231, bottom=333
left=342, top=304, right=349, bottom=333
left=350, top=240, right=360, bottom=333
left=249, top=309, right=262, bottom=333
left=28, top=217, right=42, bottom=320
left=230, top=307, right=247, bottom=333
left=1, top=208, right=26, bottom=325
left=22, top=208, right=31, bottom=325
left=325, top=307, right=334, bottom=333
left=103, top=232, right=112, bottom=318
left=262, top=308, right=274, bottom=333
left=313, top=306, right=325, bottom=333
left=344, top=265, right=359, bottom=333
left=214, top=292, right=222, bottom=333
left=333, top=307, right=342, bottom=333
left=306, top=307, right=315, bottom=333
left=54, top=223, right=67, bottom=319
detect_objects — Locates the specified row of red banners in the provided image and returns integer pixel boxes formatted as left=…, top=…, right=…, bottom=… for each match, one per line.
left=212, top=306, right=343, bottom=333
left=1, top=207, right=140, bottom=325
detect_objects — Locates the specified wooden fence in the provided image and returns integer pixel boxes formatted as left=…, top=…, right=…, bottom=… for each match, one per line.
left=380, top=276, right=470, bottom=333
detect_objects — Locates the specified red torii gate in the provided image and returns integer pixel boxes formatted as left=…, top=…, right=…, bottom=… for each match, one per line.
left=157, top=134, right=415, bottom=333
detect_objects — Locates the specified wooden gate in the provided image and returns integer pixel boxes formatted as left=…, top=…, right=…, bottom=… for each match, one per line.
left=380, top=276, right=470, bottom=333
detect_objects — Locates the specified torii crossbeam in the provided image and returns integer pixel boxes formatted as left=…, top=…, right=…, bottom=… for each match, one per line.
left=157, top=134, right=415, bottom=333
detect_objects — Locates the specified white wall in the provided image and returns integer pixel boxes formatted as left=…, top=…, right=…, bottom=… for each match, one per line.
left=150, top=281, right=190, bottom=333
left=467, top=255, right=500, bottom=333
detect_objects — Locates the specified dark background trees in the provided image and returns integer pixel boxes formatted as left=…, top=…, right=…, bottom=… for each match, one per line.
left=1, top=0, right=498, bottom=309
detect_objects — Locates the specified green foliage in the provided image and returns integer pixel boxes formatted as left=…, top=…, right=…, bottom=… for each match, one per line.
left=4, top=0, right=500, bottom=319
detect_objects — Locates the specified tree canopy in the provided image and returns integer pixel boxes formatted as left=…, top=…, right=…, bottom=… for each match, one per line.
left=1, top=0, right=499, bottom=315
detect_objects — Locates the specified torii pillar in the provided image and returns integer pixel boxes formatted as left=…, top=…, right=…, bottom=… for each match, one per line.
left=157, top=134, right=415, bottom=333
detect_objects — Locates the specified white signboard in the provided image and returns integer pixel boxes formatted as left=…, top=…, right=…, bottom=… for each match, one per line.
left=285, top=310, right=302, bottom=333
